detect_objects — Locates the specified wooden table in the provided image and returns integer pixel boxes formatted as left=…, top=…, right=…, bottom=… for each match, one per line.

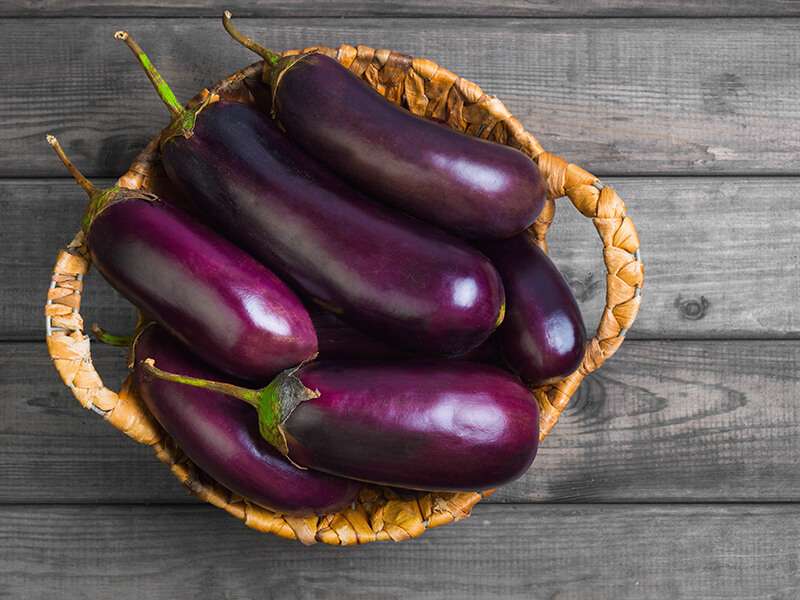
left=2, top=2, right=799, bottom=598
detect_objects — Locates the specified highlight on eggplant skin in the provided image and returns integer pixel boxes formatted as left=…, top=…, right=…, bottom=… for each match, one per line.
left=222, top=13, right=547, bottom=240
left=114, top=32, right=506, bottom=357
left=46, top=134, right=318, bottom=381
left=134, top=325, right=360, bottom=516
left=142, top=359, right=540, bottom=492
left=481, top=233, right=587, bottom=386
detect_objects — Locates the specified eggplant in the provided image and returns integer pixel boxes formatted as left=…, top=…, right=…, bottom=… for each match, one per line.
left=222, top=13, right=546, bottom=240
left=310, top=310, right=410, bottom=361
left=47, top=135, right=316, bottom=380
left=482, top=232, right=586, bottom=385
left=117, top=32, right=505, bottom=357
left=134, top=325, right=359, bottom=515
left=311, top=308, right=504, bottom=366
left=143, top=359, right=539, bottom=491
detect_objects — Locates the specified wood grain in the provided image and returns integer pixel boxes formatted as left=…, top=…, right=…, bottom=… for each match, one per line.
left=9, top=177, right=799, bottom=341
left=5, top=339, right=799, bottom=503
left=3, top=0, right=800, bottom=17
left=1, top=503, right=799, bottom=599
left=3, top=18, right=800, bottom=177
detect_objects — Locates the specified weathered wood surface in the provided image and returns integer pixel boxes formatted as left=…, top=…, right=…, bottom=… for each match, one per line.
left=1, top=503, right=799, bottom=599
left=4, top=0, right=800, bottom=17
left=3, top=8, right=797, bottom=596
left=5, top=339, right=798, bottom=503
left=3, top=19, right=800, bottom=177
left=10, top=177, right=800, bottom=341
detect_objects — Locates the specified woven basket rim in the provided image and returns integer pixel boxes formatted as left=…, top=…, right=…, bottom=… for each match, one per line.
left=45, top=44, right=643, bottom=546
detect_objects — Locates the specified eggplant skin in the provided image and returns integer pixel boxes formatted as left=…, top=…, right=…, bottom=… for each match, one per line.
left=283, top=361, right=539, bottom=491
left=482, top=234, right=586, bottom=385
left=134, top=325, right=360, bottom=515
left=271, top=54, right=546, bottom=239
left=310, top=310, right=410, bottom=361
left=161, top=101, right=505, bottom=356
left=88, top=198, right=317, bottom=380
left=311, top=309, right=504, bottom=366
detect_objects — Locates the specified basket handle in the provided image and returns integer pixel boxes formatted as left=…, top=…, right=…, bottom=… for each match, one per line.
left=528, top=152, right=643, bottom=438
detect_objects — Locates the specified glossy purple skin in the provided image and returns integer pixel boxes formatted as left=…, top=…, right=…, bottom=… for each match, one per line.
left=310, top=310, right=409, bottom=361
left=284, top=361, right=539, bottom=491
left=311, top=309, right=503, bottom=364
left=133, top=325, right=360, bottom=515
left=162, top=101, right=505, bottom=356
left=88, top=198, right=316, bottom=380
left=270, top=54, right=546, bottom=239
left=482, top=233, right=587, bottom=385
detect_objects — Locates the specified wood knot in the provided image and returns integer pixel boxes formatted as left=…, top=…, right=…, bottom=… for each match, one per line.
left=565, top=271, right=602, bottom=302
left=675, top=295, right=709, bottom=321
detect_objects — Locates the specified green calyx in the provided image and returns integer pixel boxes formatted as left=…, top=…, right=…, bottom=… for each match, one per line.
left=81, top=185, right=121, bottom=232
left=140, top=360, right=319, bottom=459
left=255, top=370, right=320, bottom=457
left=267, top=53, right=310, bottom=119
left=159, top=96, right=215, bottom=149
left=115, top=30, right=213, bottom=147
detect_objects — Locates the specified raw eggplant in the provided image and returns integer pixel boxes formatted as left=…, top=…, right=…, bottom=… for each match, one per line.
left=482, top=232, right=586, bottom=385
left=117, top=32, right=505, bottom=356
left=47, top=135, right=316, bottom=380
left=134, top=325, right=359, bottom=515
left=310, top=310, right=410, bottom=361
left=223, top=12, right=546, bottom=239
left=142, top=359, right=539, bottom=491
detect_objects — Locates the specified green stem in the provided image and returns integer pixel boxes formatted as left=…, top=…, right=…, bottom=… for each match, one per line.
left=47, top=134, right=121, bottom=232
left=114, top=31, right=185, bottom=119
left=141, top=359, right=261, bottom=408
left=91, top=323, right=135, bottom=347
left=222, top=10, right=281, bottom=66
left=46, top=135, right=97, bottom=198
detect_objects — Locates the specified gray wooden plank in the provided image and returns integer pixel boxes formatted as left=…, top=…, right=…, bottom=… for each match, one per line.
left=1, top=503, right=798, bottom=599
left=3, top=18, right=800, bottom=177
left=8, top=177, right=799, bottom=341
left=4, top=339, right=799, bottom=503
left=3, top=0, right=800, bottom=17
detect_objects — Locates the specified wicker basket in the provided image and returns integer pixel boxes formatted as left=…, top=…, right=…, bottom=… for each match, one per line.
left=45, top=45, right=643, bottom=545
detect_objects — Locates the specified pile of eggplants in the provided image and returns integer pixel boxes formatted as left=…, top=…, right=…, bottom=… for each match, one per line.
left=48, top=20, right=588, bottom=515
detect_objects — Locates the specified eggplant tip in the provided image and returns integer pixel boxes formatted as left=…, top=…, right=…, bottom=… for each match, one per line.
left=114, top=30, right=128, bottom=40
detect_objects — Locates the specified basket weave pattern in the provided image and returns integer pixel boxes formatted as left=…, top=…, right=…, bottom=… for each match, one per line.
left=45, top=45, right=643, bottom=545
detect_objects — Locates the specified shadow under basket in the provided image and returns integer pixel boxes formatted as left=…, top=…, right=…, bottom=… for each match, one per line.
left=45, top=45, right=644, bottom=545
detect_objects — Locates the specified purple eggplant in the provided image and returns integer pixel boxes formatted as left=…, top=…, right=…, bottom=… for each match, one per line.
left=143, top=359, right=539, bottom=491
left=117, top=32, right=504, bottom=357
left=482, top=232, right=586, bottom=385
left=222, top=13, right=546, bottom=240
left=134, top=325, right=359, bottom=515
left=310, top=310, right=410, bottom=361
left=311, top=309, right=506, bottom=366
left=47, top=135, right=316, bottom=381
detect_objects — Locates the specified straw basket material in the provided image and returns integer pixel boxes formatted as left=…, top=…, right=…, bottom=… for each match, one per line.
left=46, top=45, right=644, bottom=545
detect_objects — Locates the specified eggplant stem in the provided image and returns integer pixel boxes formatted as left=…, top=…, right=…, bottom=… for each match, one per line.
left=141, top=358, right=261, bottom=407
left=115, top=31, right=185, bottom=119
left=91, top=323, right=135, bottom=347
left=46, top=135, right=97, bottom=197
left=222, top=10, right=281, bottom=66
